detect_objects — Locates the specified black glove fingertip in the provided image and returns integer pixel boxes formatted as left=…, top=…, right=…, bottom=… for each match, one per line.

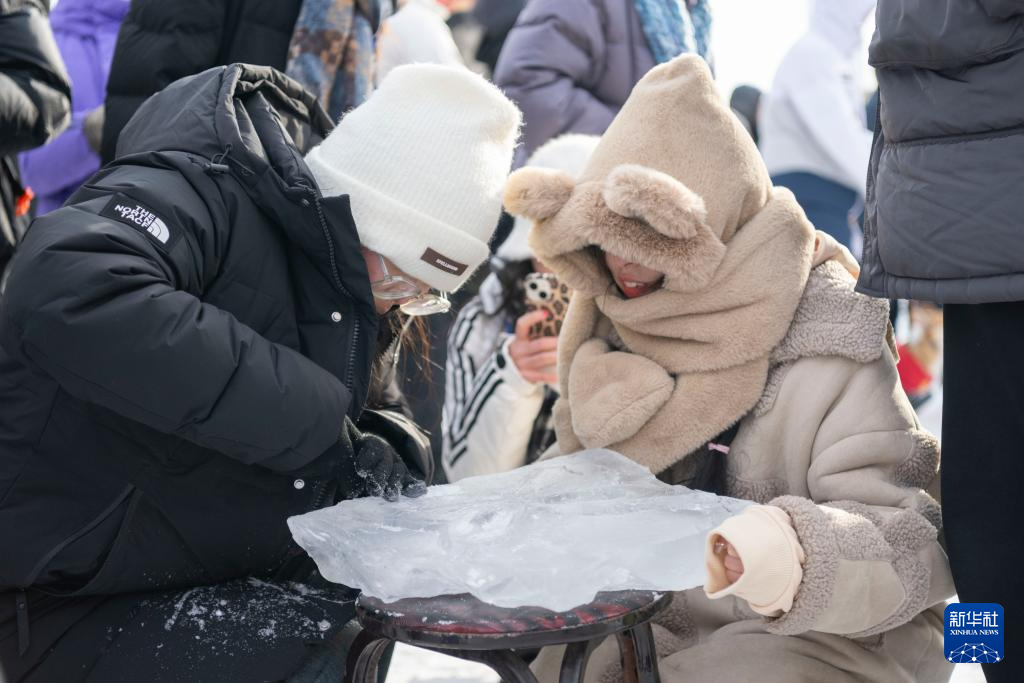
left=402, top=478, right=428, bottom=498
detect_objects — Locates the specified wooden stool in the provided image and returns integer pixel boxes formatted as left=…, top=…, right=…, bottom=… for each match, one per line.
left=346, top=590, right=671, bottom=683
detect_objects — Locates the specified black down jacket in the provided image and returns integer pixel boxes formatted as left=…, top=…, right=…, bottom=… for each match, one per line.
left=857, top=0, right=1024, bottom=304
left=0, top=0, right=71, bottom=276
left=0, top=64, right=400, bottom=599
left=100, top=0, right=303, bottom=163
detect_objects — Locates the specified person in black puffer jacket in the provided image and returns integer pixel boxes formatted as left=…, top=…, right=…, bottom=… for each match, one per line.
left=100, top=0, right=395, bottom=164
left=858, top=4, right=1024, bottom=682
left=0, top=0, right=70, bottom=283
left=0, top=62, right=519, bottom=682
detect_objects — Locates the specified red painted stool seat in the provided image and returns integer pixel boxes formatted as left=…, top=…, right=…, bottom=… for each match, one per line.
left=347, top=591, right=671, bottom=683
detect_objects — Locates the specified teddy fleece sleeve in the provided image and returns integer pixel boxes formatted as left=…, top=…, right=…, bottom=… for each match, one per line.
left=493, top=0, right=617, bottom=159
left=442, top=302, right=546, bottom=481
left=764, top=352, right=955, bottom=638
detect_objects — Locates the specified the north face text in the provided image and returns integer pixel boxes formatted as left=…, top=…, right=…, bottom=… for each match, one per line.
left=100, top=193, right=179, bottom=250
left=113, top=203, right=169, bottom=243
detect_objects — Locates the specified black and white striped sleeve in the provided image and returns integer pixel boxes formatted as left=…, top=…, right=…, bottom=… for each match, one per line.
left=441, top=299, right=546, bottom=481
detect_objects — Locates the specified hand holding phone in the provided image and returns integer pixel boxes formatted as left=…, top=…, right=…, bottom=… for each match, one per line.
left=522, top=272, right=570, bottom=340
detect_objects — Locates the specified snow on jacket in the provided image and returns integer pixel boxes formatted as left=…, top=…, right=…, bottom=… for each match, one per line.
left=18, top=0, right=129, bottom=215
left=857, top=0, right=1024, bottom=304
left=493, top=0, right=657, bottom=162
left=100, top=0, right=302, bottom=163
left=759, top=0, right=875, bottom=196
left=442, top=273, right=555, bottom=480
left=0, top=0, right=71, bottom=274
left=0, top=65, right=393, bottom=601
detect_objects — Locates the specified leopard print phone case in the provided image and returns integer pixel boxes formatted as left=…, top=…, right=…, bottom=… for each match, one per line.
left=524, top=272, right=571, bottom=339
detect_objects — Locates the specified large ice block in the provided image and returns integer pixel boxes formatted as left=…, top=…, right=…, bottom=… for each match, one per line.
left=288, top=449, right=750, bottom=611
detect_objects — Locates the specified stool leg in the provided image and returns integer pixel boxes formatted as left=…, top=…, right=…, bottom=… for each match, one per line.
left=443, top=648, right=539, bottom=683
left=558, top=638, right=601, bottom=683
left=347, top=633, right=391, bottom=683
left=616, top=622, right=660, bottom=683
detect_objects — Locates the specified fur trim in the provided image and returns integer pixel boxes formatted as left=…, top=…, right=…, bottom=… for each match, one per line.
left=753, top=362, right=792, bottom=416
left=914, top=494, right=943, bottom=532
left=846, top=510, right=937, bottom=638
left=755, top=259, right=891, bottom=415
left=767, top=497, right=939, bottom=639
left=503, top=167, right=576, bottom=222
left=894, top=431, right=941, bottom=491
left=771, top=260, right=890, bottom=367
left=764, top=496, right=841, bottom=636
left=600, top=165, right=727, bottom=292
left=603, top=165, right=708, bottom=240
left=653, top=592, right=697, bottom=649
left=723, top=474, right=788, bottom=504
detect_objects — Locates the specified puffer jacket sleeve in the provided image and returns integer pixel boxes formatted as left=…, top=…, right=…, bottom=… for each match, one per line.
left=978, top=0, right=1023, bottom=18
left=0, top=0, right=71, bottom=156
left=765, top=350, right=954, bottom=638
left=101, top=0, right=228, bottom=162
left=0, top=163, right=352, bottom=473
left=493, top=0, right=616, bottom=159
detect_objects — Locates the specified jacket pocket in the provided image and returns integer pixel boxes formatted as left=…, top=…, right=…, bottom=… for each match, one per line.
left=27, top=484, right=135, bottom=594
left=60, top=489, right=211, bottom=597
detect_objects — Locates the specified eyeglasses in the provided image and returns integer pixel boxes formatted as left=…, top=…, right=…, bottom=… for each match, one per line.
left=369, top=253, right=451, bottom=316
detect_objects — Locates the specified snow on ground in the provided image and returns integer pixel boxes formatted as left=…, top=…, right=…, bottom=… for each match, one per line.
left=386, top=643, right=498, bottom=683
left=386, top=641, right=986, bottom=682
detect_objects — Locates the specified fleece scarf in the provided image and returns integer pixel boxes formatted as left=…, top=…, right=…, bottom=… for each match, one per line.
left=285, top=0, right=391, bottom=119
left=505, top=56, right=816, bottom=473
left=549, top=188, right=814, bottom=474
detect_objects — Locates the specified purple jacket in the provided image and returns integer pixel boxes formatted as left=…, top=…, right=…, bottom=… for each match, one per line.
left=18, top=0, right=129, bottom=215
left=494, top=0, right=655, bottom=164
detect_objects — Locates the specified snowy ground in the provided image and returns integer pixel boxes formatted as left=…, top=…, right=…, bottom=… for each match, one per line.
left=386, top=639, right=986, bottom=683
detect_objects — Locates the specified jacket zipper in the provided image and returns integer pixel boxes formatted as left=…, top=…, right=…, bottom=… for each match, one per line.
left=307, top=189, right=360, bottom=392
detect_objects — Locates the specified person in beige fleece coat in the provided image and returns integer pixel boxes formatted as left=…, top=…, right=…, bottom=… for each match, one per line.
left=503, top=54, right=955, bottom=683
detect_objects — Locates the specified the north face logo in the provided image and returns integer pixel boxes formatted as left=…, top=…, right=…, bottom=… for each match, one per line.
left=112, top=203, right=168, bottom=244
left=101, top=194, right=179, bottom=250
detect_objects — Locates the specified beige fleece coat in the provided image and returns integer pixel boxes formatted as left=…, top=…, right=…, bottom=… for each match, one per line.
left=504, top=55, right=955, bottom=683
left=531, top=248, right=955, bottom=683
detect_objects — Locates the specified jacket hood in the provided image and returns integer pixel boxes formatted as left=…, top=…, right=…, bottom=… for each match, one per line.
left=811, top=0, right=875, bottom=55
left=506, top=55, right=773, bottom=297
left=116, top=64, right=376, bottom=316
left=118, top=64, right=333, bottom=195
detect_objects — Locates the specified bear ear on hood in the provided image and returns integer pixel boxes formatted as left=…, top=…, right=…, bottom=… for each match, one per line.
left=504, top=167, right=576, bottom=223
left=603, top=164, right=709, bottom=240
left=602, top=164, right=727, bottom=293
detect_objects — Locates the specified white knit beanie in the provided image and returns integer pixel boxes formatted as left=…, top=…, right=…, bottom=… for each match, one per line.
left=496, top=134, right=601, bottom=263
left=304, top=63, right=521, bottom=292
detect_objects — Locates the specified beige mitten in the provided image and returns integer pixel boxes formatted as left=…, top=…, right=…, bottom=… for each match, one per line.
left=704, top=505, right=805, bottom=617
left=568, top=338, right=674, bottom=448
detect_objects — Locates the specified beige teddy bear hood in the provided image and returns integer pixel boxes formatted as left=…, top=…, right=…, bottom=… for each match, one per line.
left=504, top=55, right=817, bottom=473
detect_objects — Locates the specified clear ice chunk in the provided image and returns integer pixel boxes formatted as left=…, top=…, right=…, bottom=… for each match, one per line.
left=288, top=449, right=751, bottom=611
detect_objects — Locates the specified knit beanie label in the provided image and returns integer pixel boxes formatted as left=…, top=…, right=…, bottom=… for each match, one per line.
left=420, top=248, right=468, bottom=277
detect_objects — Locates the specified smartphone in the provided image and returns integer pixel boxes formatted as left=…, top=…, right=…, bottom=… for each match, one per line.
left=523, top=272, right=571, bottom=340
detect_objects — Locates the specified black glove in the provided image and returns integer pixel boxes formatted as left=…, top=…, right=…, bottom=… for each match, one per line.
left=357, top=408, right=434, bottom=484
left=352, top=431, right=428, bottom=502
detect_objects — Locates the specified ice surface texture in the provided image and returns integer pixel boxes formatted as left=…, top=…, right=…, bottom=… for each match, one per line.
left=288, top=450, right=751, bottom=611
